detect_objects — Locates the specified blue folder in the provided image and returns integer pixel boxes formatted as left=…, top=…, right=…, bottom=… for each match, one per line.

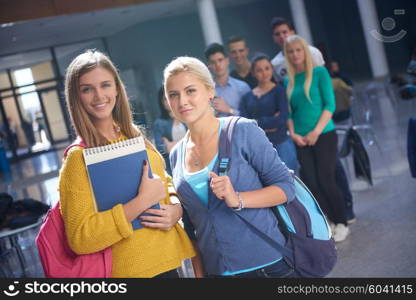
left=83, top=137, right=160, bottom=230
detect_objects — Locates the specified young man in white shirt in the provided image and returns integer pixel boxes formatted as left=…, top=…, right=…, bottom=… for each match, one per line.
left=270, top=17, right=325, bottom=83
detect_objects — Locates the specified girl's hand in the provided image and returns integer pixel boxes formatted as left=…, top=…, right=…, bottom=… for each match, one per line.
left=209, top=172, right=239, bottom=208
left=136, top=160, right=166, bottom=208
left=291, top=133, right=307, bottom=147
left=140, top=204, right=182, bottom=231
left=304, top=130, right=320, bottom=146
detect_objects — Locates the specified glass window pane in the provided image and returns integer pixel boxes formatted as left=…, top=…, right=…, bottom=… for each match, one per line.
left=36, top=81, right=57, bottom=90
left=2, top=96, right=34, bottom=152
left=0, top=49, right=52, bottom=73
left=2, top=97, right=20, bottom=125
left=13, top=68, right=36, bottom=94
left=14, top=82, right=58, bottom=96
left=31, top=61, right=54, bottom=82
left=11, top=61, right=55, bottom=86
left=16, top=93, right=50, bottom=151
left=15, top=85, right=35, bottom=96
left=1, top=90, right=13, bottom=98
left=0, top=72, right=11, bottom=89
left=41, top=89, right=68, bottom=141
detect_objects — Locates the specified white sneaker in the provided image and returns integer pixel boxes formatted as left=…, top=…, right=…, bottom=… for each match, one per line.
left=347, top=217, right=357, bottom=225
left=333, top=224, right=350, bottom=243
left=328, top=221, right=336, bottom=234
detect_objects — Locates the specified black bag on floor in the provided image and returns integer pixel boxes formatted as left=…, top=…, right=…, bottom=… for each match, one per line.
left=339, top=127, right=373, bottom=185
left=0, top=193, right=13, bottom=226
left=1, top=197, right=50, bottom=230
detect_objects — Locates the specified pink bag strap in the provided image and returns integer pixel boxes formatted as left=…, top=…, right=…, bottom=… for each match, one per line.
left=63, top=137, right=87, bottom=158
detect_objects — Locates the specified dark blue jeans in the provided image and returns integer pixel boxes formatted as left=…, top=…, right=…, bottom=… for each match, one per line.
left=274, top=138, right=299, bottom=174
left=210, top=259, right=301, bottom=278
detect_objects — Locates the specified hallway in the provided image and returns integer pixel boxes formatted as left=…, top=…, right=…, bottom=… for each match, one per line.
left=0, top=79, right=415, bottom=277
left=328, top=80, right=416, bottom=277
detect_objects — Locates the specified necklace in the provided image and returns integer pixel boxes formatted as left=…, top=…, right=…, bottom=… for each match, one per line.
left=188, top=127, right=218, bottom=167
left=107, top=124, right=121, bottom=142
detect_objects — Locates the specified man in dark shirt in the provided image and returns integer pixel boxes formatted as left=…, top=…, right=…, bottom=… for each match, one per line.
left=226, top=36, right=257, bottom=89
left=330, top=61, right=353, bottom=86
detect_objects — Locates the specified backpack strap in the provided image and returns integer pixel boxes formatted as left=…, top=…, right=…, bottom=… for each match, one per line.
left=237, top=212, right=294, bottom=259
left=218, top=117, right=241, bottom=176
left=40, top=137, right=87, bottom=249
left=63, top=137, right=87, bottom=159
left=42, top=137, right=86, bottom=224
left=219, top=117, right=295, bottom=260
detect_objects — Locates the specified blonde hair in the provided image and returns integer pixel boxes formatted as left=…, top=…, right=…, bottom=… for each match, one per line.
left=163, top=56, right=215, bottom=95
left=283, top=35, right=315, bottom=103
left=64, top=49, right=155, bottom=150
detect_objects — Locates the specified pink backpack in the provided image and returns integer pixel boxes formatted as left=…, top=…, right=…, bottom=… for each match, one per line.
left=35, top=138, right=112, bottom=278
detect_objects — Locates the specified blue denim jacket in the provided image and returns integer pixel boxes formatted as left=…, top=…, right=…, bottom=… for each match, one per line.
left=170, top=117, right=295, bottom=275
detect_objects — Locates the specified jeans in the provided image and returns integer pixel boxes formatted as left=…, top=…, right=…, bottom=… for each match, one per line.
left=274, top=138, right=299, bottom=174
left=209, top=259, right=301, bottom=278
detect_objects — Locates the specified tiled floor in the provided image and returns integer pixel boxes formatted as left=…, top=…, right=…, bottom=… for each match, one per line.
left=0, top=79, right=415, bottom=278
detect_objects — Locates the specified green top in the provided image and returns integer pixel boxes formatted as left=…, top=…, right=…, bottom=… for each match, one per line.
left=284, top=66, right=336, bottom=136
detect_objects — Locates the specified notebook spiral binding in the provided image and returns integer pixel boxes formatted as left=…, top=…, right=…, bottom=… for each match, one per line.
left=83, top=136, right=143, bottom=156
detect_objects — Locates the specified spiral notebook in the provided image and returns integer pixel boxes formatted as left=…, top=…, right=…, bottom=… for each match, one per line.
left=83, top=136, right=159, bottom=230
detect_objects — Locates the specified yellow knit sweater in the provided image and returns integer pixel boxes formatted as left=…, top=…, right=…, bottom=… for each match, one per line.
left=59, top=143, right=195, bottom=278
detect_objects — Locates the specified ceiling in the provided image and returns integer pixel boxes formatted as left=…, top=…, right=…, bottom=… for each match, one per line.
left=0, top=0, right=258, bottom=57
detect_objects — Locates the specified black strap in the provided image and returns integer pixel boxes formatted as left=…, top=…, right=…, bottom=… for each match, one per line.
left=236, top=209, right=294, bottom=259
left=218, top=117, right=241, bottom=176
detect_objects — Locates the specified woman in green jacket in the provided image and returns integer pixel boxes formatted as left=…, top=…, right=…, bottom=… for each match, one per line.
left=284, top=35, right=349, bottom=243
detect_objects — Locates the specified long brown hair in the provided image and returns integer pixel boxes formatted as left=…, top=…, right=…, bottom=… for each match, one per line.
left=64, top=50, right=154, bottom=150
